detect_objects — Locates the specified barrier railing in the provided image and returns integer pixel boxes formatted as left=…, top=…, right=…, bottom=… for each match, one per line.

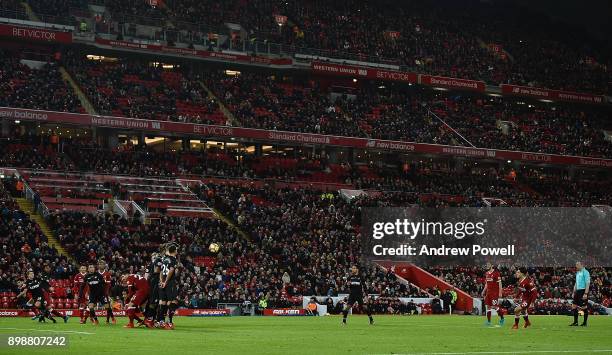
left=131, top=200, right=146, bottom=223
left=113, top=199, right=128, bottom=219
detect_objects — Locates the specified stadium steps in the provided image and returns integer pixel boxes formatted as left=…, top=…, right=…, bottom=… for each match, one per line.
left=21, top=2, right=40, bottom=22
left=212, top=208, right=250, bottom=240
left=198, top=81, right=240, bottom=126
left=15, top=198, right=74, bottom=262
left=59, top=67, right=99, bottom=115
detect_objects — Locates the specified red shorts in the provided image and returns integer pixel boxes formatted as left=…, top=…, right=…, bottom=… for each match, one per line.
left=520, top=295, right=537, bottom=309
left=130, top=291, right=149, bottom=306
left=484, top=294, right=499, bottom=308
left=43, top=292, right=52, bottom=306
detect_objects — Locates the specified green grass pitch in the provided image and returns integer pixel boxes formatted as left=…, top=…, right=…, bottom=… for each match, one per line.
left=0, top=315, right=611, bottom=354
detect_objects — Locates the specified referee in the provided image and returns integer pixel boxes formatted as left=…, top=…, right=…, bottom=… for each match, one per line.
left=569, top=261, right=590, bottom=327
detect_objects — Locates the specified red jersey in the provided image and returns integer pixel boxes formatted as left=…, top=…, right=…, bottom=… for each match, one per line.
left=99, top=270, right=112, bottom=295
left=73, top=272, right=87, bottom=293
left=517, top=276, right=537, bottom=300
left=485, top=269, right=501, bottom=296
left=126, top=274, right=149, bottom=298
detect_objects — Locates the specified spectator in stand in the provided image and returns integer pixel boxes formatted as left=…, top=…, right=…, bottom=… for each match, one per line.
left=102, top=0, right=610, bottom=93
left=0, top=50, right=82, bottom=113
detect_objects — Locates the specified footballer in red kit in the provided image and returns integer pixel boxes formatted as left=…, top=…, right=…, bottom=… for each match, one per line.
left=512, top=267, right=537, bottom=329
left=482, top=263, right=504, bottom=326
left=122, top=270, right=150, bottom=328
left=98, top=260, right=116, bottom=324
left=73, top=265, right=89, bottom=323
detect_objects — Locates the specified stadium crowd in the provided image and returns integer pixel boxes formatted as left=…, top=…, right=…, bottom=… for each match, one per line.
left=1, top=164, right=610, bottom=315
left=0, top=50, right=83, bottom=113
left=1, top=173, right=429, bottom=312
left=0, top=0, right=611, bottom=318
left=3, top=1, right=609, bottom=94
left=2, top=49, right=611, bottom=158
left=95, top=0, right=612, bottom=94
left=66, top=57, right=225, bottom=124
left=1, top=130, right=611, bottom=209
left=0, top=178, right=72, bottom=304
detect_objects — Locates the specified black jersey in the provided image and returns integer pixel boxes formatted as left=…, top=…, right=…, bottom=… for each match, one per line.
left=148, top=256, right=163, bottom=282
left=25, top=278, right=45, bottom=298
left=82, top=272, right=105, bottom=295
left=348, top=275, right=365, bottom=296
left=161, top=255, right=177, bottom=283
left=39, top=273, right=51, bottom=291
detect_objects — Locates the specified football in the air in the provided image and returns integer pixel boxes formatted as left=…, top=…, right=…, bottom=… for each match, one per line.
left=209, top=243, right=220, bottom=253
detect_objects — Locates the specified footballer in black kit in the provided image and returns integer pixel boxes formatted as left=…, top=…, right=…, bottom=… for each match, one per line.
left=17, top=271, right=45, bottom=319
left=157, top=243, right=179, bottom=329
left=144, top=251, right=163, bottom=325
left=80, top=264, right=107, bottom=324
left=342, top=265, right=374, bottom=325
left=17, top=270, right=67, bottom=323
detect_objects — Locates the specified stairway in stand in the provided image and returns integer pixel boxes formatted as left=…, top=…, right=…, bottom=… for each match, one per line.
left=15, top=198, right=73, bottom=261
left=59, top=67, right=99, bottom=115
left=198, top=80, right=240, bottom=126
left=211, top=208, right=250, bottom=240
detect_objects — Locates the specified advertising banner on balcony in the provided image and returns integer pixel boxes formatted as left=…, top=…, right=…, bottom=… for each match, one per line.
left=500, top=84, right=605, bottom=105
left=95, top=38, right=292, bottom=66
left=311, top=61, right=417, bottom=84
left=420, top=75, right=486, bottom=92
left=1, top=107, right=611, bottom=168
left=0, top=23, right=73, bottom=44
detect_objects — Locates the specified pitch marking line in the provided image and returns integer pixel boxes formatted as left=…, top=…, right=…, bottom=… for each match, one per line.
left=0, top=327, right=95, bottom=335
left=377, top=350, right=612, bottom=355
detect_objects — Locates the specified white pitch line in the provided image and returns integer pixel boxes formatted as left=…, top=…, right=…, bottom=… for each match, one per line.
left=376, top=350, right=612, bottom=355
left=0, top=327, right=95, bottom=335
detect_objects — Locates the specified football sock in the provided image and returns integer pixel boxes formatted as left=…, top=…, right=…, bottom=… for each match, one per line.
left=486, top=311, right=491, bottom=322
left=573, top=308, right=579, bottom=324
left=583, top=311, right=588, bottom=325
left=342, top=309, right=348, bottom=323
left=127, top=308, right=135, bottom=324
left=498, top=309, right=504, bottom=319
left=154, top=304, right=161, bottom=321
left=168, top=303, right=177, bottom=323
left=514, top=316, right=519, bottom=326
left=158, top=304, right=167, bottom=322
left=90, top=308, right=97, bottom=320
left=107, top=308, right=114, bottom=321
left=145, top=304, right=156, bottom=319
left=523, top=315, right=529, bottom=323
